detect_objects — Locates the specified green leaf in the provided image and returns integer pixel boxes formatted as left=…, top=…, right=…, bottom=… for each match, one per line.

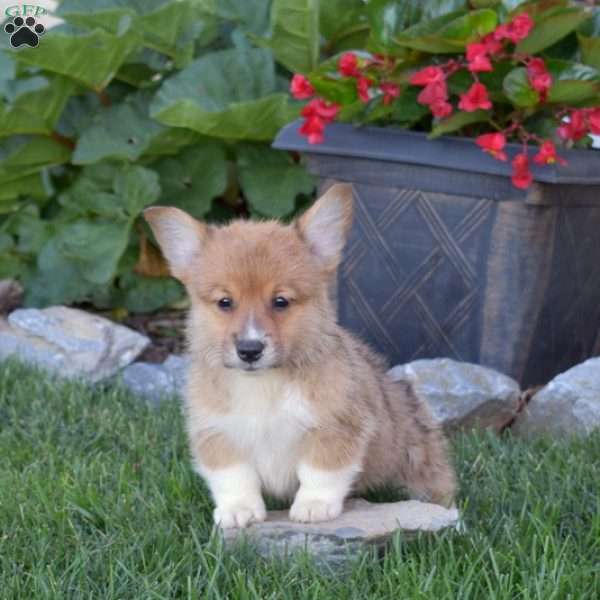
left=154, top=142, right=228, bottom=218
left=578, top=8, right=600, bottom=70
left=393, top=9, right=497, bottom=53
left=429, top=110, right=491, bottom=138
left=545, top=59, right=600, bottom=104
left=28, top=238, right=95, bottom=306
left=72, top=99, right=166, bottom=164
left=367, top=1, right=470, bottom=50
left=516, top=7, right=590, bottom=55
left=503, top=67, right=539, bottom=107
left=259, top=0, right=319, bottom=73
left=119, top=272, right=184, bottom=314
left=0, top=75, right=75, bottom=137
left=0, top=137, right=71, bottom=184
left=193, top=0, right=272, bottom=36
left=54, top=220, right=131, bottom=285
left=388, top=86, right=430, bottom=125
left=59, top=0, right=217, bottom=65
left=12, top=209, right=54, bottom=254
left=237, top=144, right=314, bottom=218
left=309, top=75, right=359, bottom=105
left=0, top=172, right=52, bottom=207
left=548, top=80, right=600, bottom=104
left=320, top=0, right=366, bottom=43
left=0, top=52, right=16, bottom=96
left=150, top=47, right=296, bottom=140
left=367, top=0, right=427, bottom=50
left=578, top=35, right=600, bottom=70
left=14, top=27, right=141, bottom=90
left=114, top=166, right=161, bottom=218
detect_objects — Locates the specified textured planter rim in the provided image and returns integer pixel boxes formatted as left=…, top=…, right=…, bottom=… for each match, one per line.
left=274, top=120, right=600, bottom=186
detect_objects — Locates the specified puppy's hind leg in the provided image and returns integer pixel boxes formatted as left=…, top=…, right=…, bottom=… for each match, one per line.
left=403, top=440, right=457, bottom=508
left=393, top=383, right=457, bottom=508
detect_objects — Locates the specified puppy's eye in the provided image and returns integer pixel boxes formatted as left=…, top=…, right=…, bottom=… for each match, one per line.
left=217, top=297, right=234, bottom=311
left=272, top=296, right=289, bottom=311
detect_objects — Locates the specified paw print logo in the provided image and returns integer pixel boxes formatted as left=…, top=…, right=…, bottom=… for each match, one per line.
left=4, top=16, right=45, bottom=48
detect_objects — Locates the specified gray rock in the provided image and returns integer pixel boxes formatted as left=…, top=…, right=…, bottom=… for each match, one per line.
left=222, top=498, right=459, bottom=567
left=121, top=354, right=188, bottom=405
left=0, top=306, right=149, bottom=382
left=513, top=357, right=600, bottom=438
left=388, top=358, right=521, bottom=432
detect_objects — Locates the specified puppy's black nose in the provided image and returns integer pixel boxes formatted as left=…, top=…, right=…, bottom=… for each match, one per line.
left=236, top=339, right=264, bottom=363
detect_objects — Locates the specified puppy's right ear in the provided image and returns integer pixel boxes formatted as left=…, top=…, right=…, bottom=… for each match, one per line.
left=143, top=206, right=207, bottom=282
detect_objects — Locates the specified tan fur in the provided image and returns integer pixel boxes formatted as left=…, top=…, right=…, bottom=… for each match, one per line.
left=144, top=184, right=456, bottom=523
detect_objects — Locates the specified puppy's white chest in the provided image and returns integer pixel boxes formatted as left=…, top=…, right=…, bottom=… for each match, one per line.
left=221, top=371, right=316, bottom=498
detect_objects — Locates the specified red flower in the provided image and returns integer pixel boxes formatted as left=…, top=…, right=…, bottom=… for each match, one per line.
left=511, top=153, right=533, bottom=189
left=533, top=140, right=567, bottom=166
left=558, top=110, right=588, bottom=141
left=458, top=82, right=492, bottom=112
left=416, top=78, right=452, bottom=117
left=357, top=76, right=373, bottom=103
left=298, top=98, right=340, bottom=144
left=507, top=13, right=534, bottom=43
left=466, top=43, right=493, bottom=73
left=299, top=116, right=325, bottom=144
left=481, top=33, right=503, bottom=56
left=494, top=24, right=510, bottom=42
left=430, top=101, right=453, bottom=118
left=290, top=74, right=314, bottom=99
left=494, top=14, right=533, bottom=44
left=476, top=132, right=507, bottom=161
left=410, top=66, right=445, bottom=86
left=526, top=58, right=552, bottom=101
left=380, top=82, right=400, bottom=106
left=301, top=98, right=340, bottom=121
left=417, top=80, right=448, bottom=105
left=338, top=52, right=360, bottom=77
left=588, top=108, right=600, bottom=134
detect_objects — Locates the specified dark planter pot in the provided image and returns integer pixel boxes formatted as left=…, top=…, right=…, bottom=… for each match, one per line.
left=274, top=121, right=600, bottom=387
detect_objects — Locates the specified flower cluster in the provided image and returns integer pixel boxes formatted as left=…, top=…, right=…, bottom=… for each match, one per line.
left=291, top=53, right=399, bottom=144
left=291, top=8, right=598, bottom=190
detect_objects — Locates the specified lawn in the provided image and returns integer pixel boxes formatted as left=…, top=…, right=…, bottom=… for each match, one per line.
left=1, top=360, right=598, bottom=599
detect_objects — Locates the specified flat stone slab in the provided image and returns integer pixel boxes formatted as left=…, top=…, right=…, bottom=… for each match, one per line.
left=222, top=498, right=460, bottom=566
left=0, top=306, right=150, bottom=382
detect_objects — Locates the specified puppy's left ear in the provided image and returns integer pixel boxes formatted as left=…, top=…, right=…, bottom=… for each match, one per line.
left=143, top=206, right=207, bottom=283
left=297, top=183, right=353, bottom=272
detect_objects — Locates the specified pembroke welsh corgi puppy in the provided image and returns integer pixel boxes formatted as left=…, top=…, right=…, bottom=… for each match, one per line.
left=144, top=184, right=456, bottom=528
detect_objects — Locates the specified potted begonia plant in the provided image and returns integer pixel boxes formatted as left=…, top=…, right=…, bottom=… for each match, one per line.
left=274, top=0, right=600, bottom=386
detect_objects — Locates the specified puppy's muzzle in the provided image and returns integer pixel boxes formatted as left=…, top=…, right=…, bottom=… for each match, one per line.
left=235, top=339, right=265, bottom=364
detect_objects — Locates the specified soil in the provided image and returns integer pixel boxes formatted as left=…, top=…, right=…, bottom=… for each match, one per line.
left=122, top=310, right=187, bottom=363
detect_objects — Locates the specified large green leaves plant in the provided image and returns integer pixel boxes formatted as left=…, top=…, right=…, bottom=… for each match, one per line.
left=0, top=0, right=324, bottom=312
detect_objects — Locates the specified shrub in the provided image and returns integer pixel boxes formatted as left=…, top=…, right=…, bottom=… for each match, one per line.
left=0, top=0, right=326, bottom=312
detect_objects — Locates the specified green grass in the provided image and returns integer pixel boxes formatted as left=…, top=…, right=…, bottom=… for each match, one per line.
left=0, top=360, right=598, bottom=599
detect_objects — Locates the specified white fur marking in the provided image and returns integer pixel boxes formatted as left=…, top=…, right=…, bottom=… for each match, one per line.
left=190, top=370, right=317, bottom=500
left=290, top=463, right=360, bottom=523
left=242, top=314, right=264, bottom=342
left=200, top=463, right=266, bottom=528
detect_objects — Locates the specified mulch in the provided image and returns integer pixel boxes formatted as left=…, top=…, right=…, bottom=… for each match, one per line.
left=121, top=310, right=187, bottom=363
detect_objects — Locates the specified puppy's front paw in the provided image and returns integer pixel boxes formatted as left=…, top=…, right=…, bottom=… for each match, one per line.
left=289, top=498, right=343, bottom=523
left=214, top=500, right=266, bottom=529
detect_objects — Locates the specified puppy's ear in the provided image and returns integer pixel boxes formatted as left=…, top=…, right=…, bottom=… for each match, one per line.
left=143, top=206, right=207, bottom=282
left=297, top=183, right=353, bottom=271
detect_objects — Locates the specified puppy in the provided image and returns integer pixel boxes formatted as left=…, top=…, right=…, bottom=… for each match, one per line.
left=144, top=184, right=456, bottom=528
